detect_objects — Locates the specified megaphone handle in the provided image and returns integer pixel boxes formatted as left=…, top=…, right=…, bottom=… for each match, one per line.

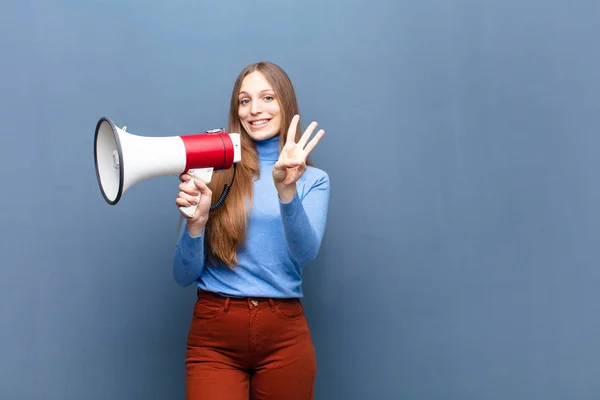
left=179, top=168, right=213, bottom=218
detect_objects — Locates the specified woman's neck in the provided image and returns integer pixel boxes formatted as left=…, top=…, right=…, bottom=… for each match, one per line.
left=254, top=135, right=280, bottom=161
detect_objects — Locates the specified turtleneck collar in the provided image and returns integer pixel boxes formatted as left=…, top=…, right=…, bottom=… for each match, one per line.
left=255, top=135, right=281, bottom=161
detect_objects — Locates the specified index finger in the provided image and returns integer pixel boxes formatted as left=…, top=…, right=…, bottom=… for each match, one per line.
left=180, top=173, right=191, bottom=182
left=286, top=114, right=300, bottom=145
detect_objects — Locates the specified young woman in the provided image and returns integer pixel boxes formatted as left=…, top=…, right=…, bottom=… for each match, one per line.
left=172, top=61, right=330, bottom=400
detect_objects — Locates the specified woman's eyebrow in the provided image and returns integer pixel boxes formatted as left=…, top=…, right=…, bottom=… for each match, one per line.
left=239, top=89, right=274, bottom=96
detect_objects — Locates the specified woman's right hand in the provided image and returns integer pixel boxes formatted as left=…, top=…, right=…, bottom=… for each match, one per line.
left=176, top=172, right=213, bottom=236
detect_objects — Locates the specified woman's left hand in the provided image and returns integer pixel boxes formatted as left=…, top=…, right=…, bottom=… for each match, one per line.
left=273, top=115, right=325, bottom=199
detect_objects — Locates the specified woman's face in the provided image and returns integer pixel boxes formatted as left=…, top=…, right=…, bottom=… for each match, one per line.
left=237, top=71, right=282, bottom=141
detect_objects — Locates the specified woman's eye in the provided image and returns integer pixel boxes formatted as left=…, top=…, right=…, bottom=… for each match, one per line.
left=264, top=96, right=273, bottom=101
left=240, top=99, right=250, bottom=105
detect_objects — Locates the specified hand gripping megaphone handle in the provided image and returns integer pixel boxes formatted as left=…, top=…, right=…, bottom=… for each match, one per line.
left=179, top=167, right=214, bottom=218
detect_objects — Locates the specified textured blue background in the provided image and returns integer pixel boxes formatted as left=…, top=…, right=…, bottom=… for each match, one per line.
left=1, top=0, right=599, bottom=399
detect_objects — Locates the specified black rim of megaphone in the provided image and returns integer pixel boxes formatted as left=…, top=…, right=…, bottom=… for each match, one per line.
left=94, top=116, right=124, bottom=205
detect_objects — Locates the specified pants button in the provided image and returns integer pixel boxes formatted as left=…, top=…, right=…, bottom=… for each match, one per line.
left=251, top=299, right=259, bottom=306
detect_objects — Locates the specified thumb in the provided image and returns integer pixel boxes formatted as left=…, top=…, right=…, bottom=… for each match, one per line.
left=273, top=160, right=286, bottom=171
left=194, top=179, right=212, bottom=196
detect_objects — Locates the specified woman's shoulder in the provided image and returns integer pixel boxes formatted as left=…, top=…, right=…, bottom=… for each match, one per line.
left=302, top=165, right=330, bottom=188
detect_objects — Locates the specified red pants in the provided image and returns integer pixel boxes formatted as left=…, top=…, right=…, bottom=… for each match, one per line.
left=185, top=290, right=316, bottom=400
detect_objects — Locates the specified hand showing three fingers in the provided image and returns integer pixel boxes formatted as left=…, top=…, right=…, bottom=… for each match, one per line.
left=273, top=115, right=325, bottom=202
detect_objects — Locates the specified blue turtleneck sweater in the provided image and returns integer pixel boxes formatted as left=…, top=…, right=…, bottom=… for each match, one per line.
left=172, top=135, right=330, bottom=298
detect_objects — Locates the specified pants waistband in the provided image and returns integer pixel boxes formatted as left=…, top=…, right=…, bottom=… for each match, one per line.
left=197, top=289, right=300, bottom=310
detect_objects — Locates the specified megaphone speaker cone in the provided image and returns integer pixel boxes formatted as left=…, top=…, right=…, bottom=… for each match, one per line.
left=94, top=117, right=124, bottom=205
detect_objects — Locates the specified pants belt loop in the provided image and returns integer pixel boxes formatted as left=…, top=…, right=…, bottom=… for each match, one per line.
left=224, top=297, right=230, bottom=312
left=268, top=298, right=275, bottom=312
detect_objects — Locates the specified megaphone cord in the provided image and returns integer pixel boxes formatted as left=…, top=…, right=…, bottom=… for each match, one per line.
left=210, top=163, right=237, bottom=212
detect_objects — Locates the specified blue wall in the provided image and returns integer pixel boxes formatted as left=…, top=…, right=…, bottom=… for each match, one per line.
left=2, top=0, right=600, bottom=399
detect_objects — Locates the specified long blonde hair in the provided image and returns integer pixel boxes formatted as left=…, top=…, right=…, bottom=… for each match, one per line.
left=204, top=61, right=312, bottom=268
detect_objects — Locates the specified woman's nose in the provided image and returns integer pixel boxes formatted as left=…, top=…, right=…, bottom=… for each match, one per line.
left=251, top=100, right=262, bottom=115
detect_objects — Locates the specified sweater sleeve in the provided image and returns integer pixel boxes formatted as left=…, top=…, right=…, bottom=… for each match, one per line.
left=172, top=218, right=206, bottom=287
left=279, top=171, right=330, bottom=265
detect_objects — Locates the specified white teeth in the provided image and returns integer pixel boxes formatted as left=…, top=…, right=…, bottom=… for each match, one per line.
left=250, top=119, right=269, bottom=126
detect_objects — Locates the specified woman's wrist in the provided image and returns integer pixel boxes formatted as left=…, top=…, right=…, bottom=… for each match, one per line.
left=276, top=183, right=297, bottom=203
left=187, top=218, right=207, bottom=237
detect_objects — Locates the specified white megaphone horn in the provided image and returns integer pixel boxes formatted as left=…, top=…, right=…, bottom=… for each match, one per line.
left=94, top=116, right=242, bottom=217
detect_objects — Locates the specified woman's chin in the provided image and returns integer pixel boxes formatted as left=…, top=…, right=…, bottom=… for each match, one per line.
left=248, top=128, right=278, bottom=141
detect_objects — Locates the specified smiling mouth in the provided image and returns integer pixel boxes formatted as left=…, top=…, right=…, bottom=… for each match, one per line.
left=249, top=119, right=271, bottom=127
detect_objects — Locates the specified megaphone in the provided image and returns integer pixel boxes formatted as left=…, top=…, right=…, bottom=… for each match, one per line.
left=94, top=116, right=242, bottom=217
